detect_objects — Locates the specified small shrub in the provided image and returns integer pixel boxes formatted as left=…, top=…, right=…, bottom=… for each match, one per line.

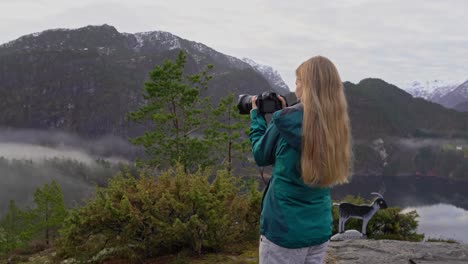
left=332, top=195, right=424, bottom=242
left=56, top=164, right=261, bottom=262
left=426, top=237, right=459, bottom=243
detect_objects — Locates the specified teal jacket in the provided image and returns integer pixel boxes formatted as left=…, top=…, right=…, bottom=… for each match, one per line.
left=249, top=103, right=332, bottom=248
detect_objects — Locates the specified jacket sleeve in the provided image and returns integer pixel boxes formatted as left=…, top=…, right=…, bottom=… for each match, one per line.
left=249, top=109, right=280, bottom=166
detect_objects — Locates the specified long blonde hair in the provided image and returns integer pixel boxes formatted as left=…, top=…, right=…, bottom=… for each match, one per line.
left=297, top=56, right=352, bottom=187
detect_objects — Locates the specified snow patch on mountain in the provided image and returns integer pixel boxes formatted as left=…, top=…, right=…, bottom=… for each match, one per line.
left=130, top=31, right=248, bottom=69
left=0, top=25, right=290, bottom=96
left=133, top=33, right=145, bottom=50
left=133, top=31, right=181, bottom=50
left=403, top=80, right=461, bottom=100
left=402, top=79, right=468, bottom=109
left=242, top=58, right=290, bottom=94
left=453, top=80, right=468, bottom=97
left=193, top=42, right=209, bottom=53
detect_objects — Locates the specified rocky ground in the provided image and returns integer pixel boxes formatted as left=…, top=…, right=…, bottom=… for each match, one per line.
left=327, top=239, right=468, bottom=264
left=3, top=240, right=468, bottom=263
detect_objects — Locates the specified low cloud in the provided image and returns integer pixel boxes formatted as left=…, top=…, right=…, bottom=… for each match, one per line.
left=0, top=143, right=97, bottom=165
left=0, top=129, right=136, bottom=218
left=0, top=128, right=140, bottom=160
left=396, top=138, right=467, bottom=150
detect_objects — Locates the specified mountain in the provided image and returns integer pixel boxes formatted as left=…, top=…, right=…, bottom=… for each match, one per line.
left=1, top=25, right=468, bottom=142
left=454, top=101, right=468, bottom=112
left=404, top=79, right=468, bottom=109
left=345, top=79, right=468, bottom=177
left=345, top=79, right=468, bottom=139
left=241, top=58, right=290, bottom=94
left=404, top=80, right=459, bottom=100
left=0, top=25, right=289, bottom=137
left=438, top=80, right=468, bottom=109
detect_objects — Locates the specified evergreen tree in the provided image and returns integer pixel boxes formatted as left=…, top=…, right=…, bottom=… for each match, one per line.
left=31, top=180, right=67, bottom=245
left=0, top=200, right=29, bottom=254
left=205, top=93, right=251, bottom=173
left=129, top=51, right=214, bottom=173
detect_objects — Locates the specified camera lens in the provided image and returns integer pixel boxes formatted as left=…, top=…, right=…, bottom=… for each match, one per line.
left=237, top=94, right=253, bottom=115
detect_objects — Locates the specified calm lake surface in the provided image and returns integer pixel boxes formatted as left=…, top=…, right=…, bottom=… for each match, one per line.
left=331, top=175, right=468, bottom=243
left=403, top=204, right=468, bottom=243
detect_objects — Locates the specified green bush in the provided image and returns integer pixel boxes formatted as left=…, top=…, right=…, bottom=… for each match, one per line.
left=0, top=181, right=68, bottom=257
left=426, top=237, right=458, bottom=243
left=56, top=164, right=261, bottom=262
left=332, top=195, right=424, bottom=242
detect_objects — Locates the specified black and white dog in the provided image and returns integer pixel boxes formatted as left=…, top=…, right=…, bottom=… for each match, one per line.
left=334, top=192, right=388, bottom=235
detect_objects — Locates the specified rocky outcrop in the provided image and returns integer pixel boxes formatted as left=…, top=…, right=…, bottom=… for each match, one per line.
left=327, top=239, right=468, bottom=264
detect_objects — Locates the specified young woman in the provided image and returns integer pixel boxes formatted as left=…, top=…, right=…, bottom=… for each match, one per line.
left=249, top=56, right=352, bottom=264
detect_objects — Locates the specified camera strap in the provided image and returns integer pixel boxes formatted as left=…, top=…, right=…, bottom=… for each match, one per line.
left=259, top=166, right=268, bottom=185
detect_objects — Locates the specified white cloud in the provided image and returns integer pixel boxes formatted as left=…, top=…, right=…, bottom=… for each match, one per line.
left=0, top=143, right=129, bottom=165
left=1, top=0, right=467, bottom=90
left=0, top=143, right=96, bottom=164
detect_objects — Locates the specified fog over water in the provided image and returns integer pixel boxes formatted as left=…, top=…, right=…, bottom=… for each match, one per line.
left=0, top=128, right=140, bottom=159
left=396, top=138, right=468, bottom=149
left=1, top=129, right=467, bottom=242
left=1, top=143, right=102, bottom=165
left=0, top=129, right=138, bottom=218
left=0, top=143, right=131, bottom=165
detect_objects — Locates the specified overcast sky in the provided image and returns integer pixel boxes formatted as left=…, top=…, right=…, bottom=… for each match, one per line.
left=1, top=0, right=467, bottom=90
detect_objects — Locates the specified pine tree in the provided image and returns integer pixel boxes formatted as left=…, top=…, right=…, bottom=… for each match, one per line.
left=31, top=180, right=67, bottom=245
left=205, top=93, right=251, bottom=173
left=129, top=51, right=214, bottom=173
left=0, top=200, right=32, bottom=254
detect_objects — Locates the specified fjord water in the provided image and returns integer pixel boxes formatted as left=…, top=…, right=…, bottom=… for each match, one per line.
left=402, top=204, right=468, bottom=243
left=332, top=175, right=468, bottom=243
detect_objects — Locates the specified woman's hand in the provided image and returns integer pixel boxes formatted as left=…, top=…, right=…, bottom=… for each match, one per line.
left=251, top=96, right=257, bottom=110
left=277, top=95, right=287, bottom=109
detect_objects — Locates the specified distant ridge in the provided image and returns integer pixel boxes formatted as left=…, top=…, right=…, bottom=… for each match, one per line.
left=0, top=24, right=289, bottom=137
left=404, top=79, right=468, bottom=109
left=1, top=25, right=467, bottom=140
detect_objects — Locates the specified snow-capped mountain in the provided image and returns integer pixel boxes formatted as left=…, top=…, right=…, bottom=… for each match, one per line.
left=0, top=25, right=289, bottom=96
left=0, top=26, right=251, bottom=71
left=129, top=32, right=291, bottom=94
left=0, top=24, right=294, bottom=137
left=403, top=79, right=468, bottom=110
left=128, top=30, right=252, bottom=71
left=404, top=80, right=460, bottom=101
left=438, top=80, right=468, bottom=109
left=241, top=58, right=290, bottom=94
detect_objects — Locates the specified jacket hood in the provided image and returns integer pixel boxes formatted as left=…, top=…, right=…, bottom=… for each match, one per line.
left=272, top=103, right=303, bottom=152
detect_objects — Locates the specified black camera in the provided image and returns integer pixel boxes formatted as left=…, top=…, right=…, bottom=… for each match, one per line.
left=237, top=92, right=288, bottom=115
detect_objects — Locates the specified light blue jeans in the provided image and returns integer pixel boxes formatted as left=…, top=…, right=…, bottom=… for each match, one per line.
left=259, top=235, right=329, bottom=264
